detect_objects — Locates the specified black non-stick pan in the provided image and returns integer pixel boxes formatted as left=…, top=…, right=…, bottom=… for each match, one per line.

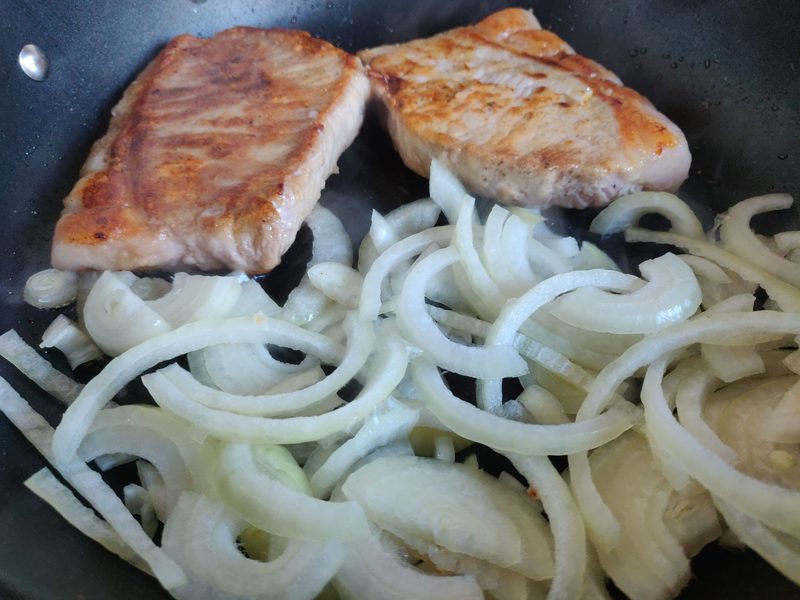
left=1, top=1, right=799, bottom=598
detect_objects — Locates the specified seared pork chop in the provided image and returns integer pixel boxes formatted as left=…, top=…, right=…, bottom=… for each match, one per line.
left=359, top=9, right=691, bottom=209
left=52, top=27, right=369, bottom=274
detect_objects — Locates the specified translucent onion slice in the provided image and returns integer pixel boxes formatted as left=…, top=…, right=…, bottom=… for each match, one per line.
left=24, top=468, right=149, bottom=572
left=549, top=253, right=701, bottom=334
left=719, top=194, right=800, bottom=286
left=162, top=492, right=343, bottom=600
left=217, top=441, right=370, bottom=541
left=334, top=530, right=482, bottom=600
left=482, top=206, right=537, bottom=297
left=0, top=376, right=186, bottom=588
left=161, top=315, right=371, bottom=416
left=147, top=273, right=242, bottom=327
left=40, top=314, right=103, bottom=369
left=52, top=314, right=345, bottom=464
left=396, top=247, right=527, bottom=379
left=0, top=329, right=83, bottom=404
left=429, top=158, right=469, bottom=225
left=504, top=452, right=587, bottom=600
left=341, top=454, right=555, bottom=579
left=142, top=333, right=408, bottom=445
left=625, top=228, right=800, bottom=312
left=714, top=496, right=800, bottom=586
left=123, top=484, right=158, bottom=539
left=227, top=279, right=281, bottom=318
left=309, top=263, right=364, bottom=309
left=23, top=268, right=79, bottom=309
left=424, top=549, right=532, bottom=600
left=282, top=206, right=352, bottom=325
left=83, top=271, right=173, bottom=356
left=308, top=404, right=419, bottom=498
left=411, top=358, right=637, bottom=456
left=130, top=276, right=171, bottom=301
left=589, top=191, right=704, bottom=239
left=358, top=211, right=398, bottom=275
left=359, top=226, right=453, bottom=321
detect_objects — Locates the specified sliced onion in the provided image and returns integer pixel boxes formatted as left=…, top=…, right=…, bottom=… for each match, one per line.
left=23, top=268, right=78, bottom=309
left=227, top=279, right=281, bottom=318
left=40, top=314, right=103, bottom=369
left=341, top=454, right=555, bottom=579
left=719, top=194, right=800, bottom=286
left=334, top=530, right=482, bottom=600
left=83, top=271, right=173, bottom=356
left=308, top=404, right=419, bottom=498
left=396, top=247, right=527, bottom=379
left=142, top=332, right=408, bottom=445
left=162, top=492, right=343, bottom=599
left=309, top=263, right=364, bottom=309
left=589, top=191, right=704, bottom=239
left=24, top=468, right=149, bottom=572
left=0, top=329, right=83, bottom=404
left=0, top=376, right=186, bottom=588
left=130, top=276, right=171, bottom=301
left=411, top=358, right=637, bottom=456
left=429, top=158, right=469, bottom=225
left=52, top=314, right=345, bottom=464
left=217, top=441, right=370, bottom=541
left=549, top=253, right=701, bottom=334
left=147, top=273, right=242, bottom=327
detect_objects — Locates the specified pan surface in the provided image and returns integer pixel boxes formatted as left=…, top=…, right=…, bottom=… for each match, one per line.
left=0, top=0, right=798, bottom=598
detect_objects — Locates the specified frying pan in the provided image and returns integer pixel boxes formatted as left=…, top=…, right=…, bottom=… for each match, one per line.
left=0, top=0, right=798, bottom=598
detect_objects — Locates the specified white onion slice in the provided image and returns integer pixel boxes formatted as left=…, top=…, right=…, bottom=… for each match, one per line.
left=308, top=263, right=364, bottom=308
left=341, top=454, right=555, bottom=579
left=147, top=273, right=242, bottom=327
left=40, top=314, right=103, bottom=369
left=719, top=194, right=800, bottom=286
left=504, top=452, right=587, bottom=600
left=0, top=329, right=82, bottom=404
left=143, top=333, right=408, bottom=445
left=23, top=268, right=78, bottom=309
left=227, top=279, right=281, bottom=318
left=626, top=228, right=800, bottom=312
left=161, top=314, right=371, bottom=416
left=589, top=191, right=704, bottom=239
left=429, top=158, right=469, bottom=224
left=411, top=358, right=637, bottom=456
left=334, top=530, right=482, bottom=600
left=83, top=271, right=173, bottom=356
left=0, top=376, right=186, bottom=588
left=24, top=468, right=148, bottom=572
left=308, top=404, right=419, bottom=498
left=549, top=253, right=701, bottom=334
left=217, top=441, right=370, bottom=541
left=52, top=314, right=345, bottom=463
left=163, top=492, right=343, bottom=599
left=396, top=246, right=527, bottom=379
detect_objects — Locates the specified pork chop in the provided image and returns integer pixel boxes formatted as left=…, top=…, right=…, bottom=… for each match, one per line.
left=358, top=9, right=691, bottom=209
left=52, top=27, right=369, bottom=274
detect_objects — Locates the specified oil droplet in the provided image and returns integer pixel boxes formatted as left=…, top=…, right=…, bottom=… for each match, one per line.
left=289, top=15, right=297, bottom=23
left=678, top=56, right=685, bottom=62
left=669, top=62, right=678, bottom=69
left=662, top=52, right=671, bottom=59
left=325, top=1, right=333, bottom=7
left=704, top=60, right=712, bottom=69
left=771, top=105, right=779, bottom=111
left=628, top=48, right=639, bottom=57
left=639, top=47, right=647, bottom=54
left=778, top=154, right=789, bottom=160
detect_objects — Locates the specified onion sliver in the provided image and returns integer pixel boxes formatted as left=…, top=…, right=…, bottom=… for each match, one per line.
left=24, top=468, right=148, bottom=572
left=147, top=273, right=242, bottom=327
left=396, top=247, right=527, bottom=379
left=143, top=333, right=408, bottom=444
left=217, top=441, right=370, bottom=541
left=359, top=226, right=453, bottom=321
left=163, top=492, right=343, bottom=599
left=308, top=404, right=419, bottom=498
left=714, top=496, right=800, bottom=586
left=411, top=358, right=637, bottom=456
left=160, top=315, right=372, bottom=417
left=589, top=191, right=704, bottom=239
left=0, top=376, right=186, bottom=589
left=504, top=452, right=587, bottom=600
left=0, top=329, right=83, bottom=404
left=83, top=271, right=173, bottom=356
left=341, top=454, right=555, bottom=579
left=625, top=228, right=800, bottom=312
left=334, top=530, right=482, bottom=600
left=309, top=263, right=364, bottom=309
left=719, top=194, right=800, bottom=286
left=40, top=314, right=103, bottom=369
left=23, top=268, right=78, bottom=309
left=52, top=314, right=345, bottom=464
left=549, top=253, right=701, bottom=334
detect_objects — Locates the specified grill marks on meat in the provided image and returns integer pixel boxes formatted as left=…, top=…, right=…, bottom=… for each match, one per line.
left=359, top=8, right=691, bottom=209
left=52, top=27, right=369, bottom=274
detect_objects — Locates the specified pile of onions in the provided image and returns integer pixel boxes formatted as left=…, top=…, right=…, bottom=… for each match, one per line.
left=1, top=163, right=799, bottom=600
